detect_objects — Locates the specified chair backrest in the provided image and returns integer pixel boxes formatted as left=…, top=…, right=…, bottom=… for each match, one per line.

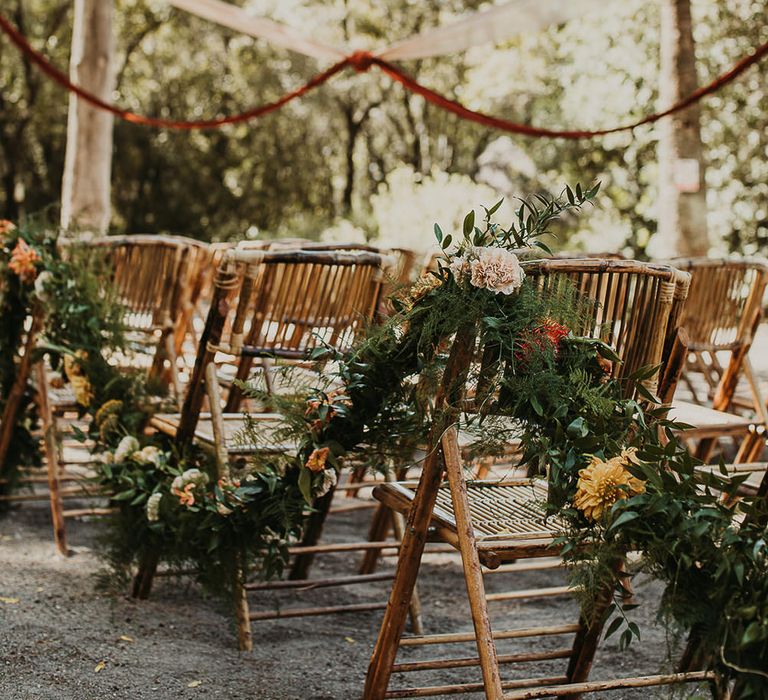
left=667, top=257, right=768, bottom=352
left=176, top=247, right=392, bottom=443
left=86, top=235, right=197, bottom=334
left=522, top=259, right=690, bottom=388
left=425, top=259, right=690, bottom=428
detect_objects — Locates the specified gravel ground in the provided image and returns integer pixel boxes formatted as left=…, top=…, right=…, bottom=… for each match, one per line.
left=0, top=499, right=712, bottom=700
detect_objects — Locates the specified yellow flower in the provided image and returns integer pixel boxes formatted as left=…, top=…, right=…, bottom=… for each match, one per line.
left=63, top=351, right=88, bottom=380
left=70, top=375, right=94, bottom=407
left=8, top=239, right=41, bottom=283
left=95, top=400, right=124, bottom=427
left=573, top=453, right=646, bottom=521
left=398, top=274, right=442, bottom=312
left=305, top=447, right=330, bottom=473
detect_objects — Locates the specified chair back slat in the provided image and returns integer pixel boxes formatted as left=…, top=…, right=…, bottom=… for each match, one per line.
left=176, top=248, right=390, bottom=443
left=86, top=235, right=199, bottom=333
left=521, top=260, right=688, bottom=387
left=668, top=257, right=768, bottom=352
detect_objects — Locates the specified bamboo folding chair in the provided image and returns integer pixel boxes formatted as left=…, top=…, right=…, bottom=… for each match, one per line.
left=665, top=257, right=768, bottom=463
left=144, top=247, right=392, bottom=649
left=82, top=235, right=204, bottom=401
left=363, top=260, right=712, bottom=700
left=31, top=235, right=208, bottom=555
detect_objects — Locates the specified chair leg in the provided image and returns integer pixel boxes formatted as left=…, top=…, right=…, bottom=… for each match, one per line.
left=359, top=503, right=392, bottom=575
left=233, top=551, right=253, bottom=651
left=563, top=561, right=620, bottom=700
left=163, top=332, right=183, bottom=406
left=742, top=356, right=768, bottom=427
left=131, top=550, right=159, bottom=599
left=364, top=447, right=446, bottom=699
left=442, top=427, right=503, bottom=699
left=389, top=505, right=424, bottom=635
left=36, top=364, right=68, bottom=556
left=289, top=485, right=336, bottom=580
left=695, top=437, right=718, bottom=463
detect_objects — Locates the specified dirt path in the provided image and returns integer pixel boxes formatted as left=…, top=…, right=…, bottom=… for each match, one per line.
left=0, top=501, right=710, bottom=700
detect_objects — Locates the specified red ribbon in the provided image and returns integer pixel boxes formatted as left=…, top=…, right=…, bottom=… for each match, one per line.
left=1, top=13, right=766, bottom=139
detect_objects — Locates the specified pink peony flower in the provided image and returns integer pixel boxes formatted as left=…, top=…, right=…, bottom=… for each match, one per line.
left=468, top=247, right=525, bottom=295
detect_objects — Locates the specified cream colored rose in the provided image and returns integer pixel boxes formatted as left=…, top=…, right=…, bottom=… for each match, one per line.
left=146, top=492, right=162, bottom=522
left=114, top=436, right=140, bottom=463
left=132, top=446, right=163, bottom=466
left=468, top=247, right=525, bottom=295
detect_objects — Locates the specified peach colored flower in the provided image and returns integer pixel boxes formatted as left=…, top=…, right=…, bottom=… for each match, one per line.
left=305, top=447, right=330, bottom=473
left=468, top=247, right=524, bottom=295
left=177, top=483, right=196, bottom=507
left=0, top=220, right=17, bottom=236
left=8, top=239, right=41, bottom=283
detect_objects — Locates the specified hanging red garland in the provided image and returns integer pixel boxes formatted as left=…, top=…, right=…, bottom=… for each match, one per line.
left=1, top=12, right=766, bottom=138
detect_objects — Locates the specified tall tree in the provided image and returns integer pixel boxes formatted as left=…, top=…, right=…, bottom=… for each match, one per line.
left=657, top=0, right=709, bottom=256
left=60, top=0, right=115, bottom=233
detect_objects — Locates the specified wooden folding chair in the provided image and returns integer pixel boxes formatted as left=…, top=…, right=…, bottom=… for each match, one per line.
left=665, top=257, right=768, bottom=463
left=22, top=235, right=209, bottom=555
left=144, top=247, right=393, bottom=649
left=363, top=260, right=713, bottom=699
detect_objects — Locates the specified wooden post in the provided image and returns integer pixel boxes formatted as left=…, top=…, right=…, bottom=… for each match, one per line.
left=657, top=0, right=709, bottom=256
left=61, top=0, right=115, bottom=234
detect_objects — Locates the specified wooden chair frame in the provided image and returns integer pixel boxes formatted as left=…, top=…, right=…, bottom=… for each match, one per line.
left=665, top=257, right=768, bottom=463
left=363, top=260, right=709, bottom=699
left=144, top=246, right=397, bottom=649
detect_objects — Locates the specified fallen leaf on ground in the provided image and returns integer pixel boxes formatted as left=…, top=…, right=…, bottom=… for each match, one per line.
left=0, top=597, right=19, bottom=604
left=119, top=635, right=134, bottom=643
left=94, top=661, right=106, bottom=673
left=344, top=637, right=356, bottom=644
left=187, top=680, right=202, bottom=688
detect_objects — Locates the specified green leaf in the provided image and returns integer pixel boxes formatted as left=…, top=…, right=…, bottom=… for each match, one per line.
left=608, top=510, right=640, bottom=532
left=441, top=234, right=453, bottom=250
left=298, top=468, right=313, bottom=504
left=433, top=223, right=443, bottom=243
left=566, top=417, right=588, bottom=438
left=604, top=616, right=623, bottom=640
left=463, top=210, right=475, bottom=237
left=487, top=198, right=503, bottom=216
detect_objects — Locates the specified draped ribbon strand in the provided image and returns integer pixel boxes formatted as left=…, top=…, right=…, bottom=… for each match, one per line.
left=1, top=12, right=766, bottom=139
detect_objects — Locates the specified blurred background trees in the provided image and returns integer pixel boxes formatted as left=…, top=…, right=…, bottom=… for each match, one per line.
left=1, top=0, right=766, bottom=255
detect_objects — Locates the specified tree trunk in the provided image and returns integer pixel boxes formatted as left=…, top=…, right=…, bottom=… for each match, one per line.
left=657, top=0, right=709, bottom=256
left=61, top=0, right=115, bottom=234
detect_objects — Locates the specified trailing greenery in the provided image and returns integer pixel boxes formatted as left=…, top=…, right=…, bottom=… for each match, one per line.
left=0, top=219, right=139, bottom=501
left=236, top=184, right=766, bottom=696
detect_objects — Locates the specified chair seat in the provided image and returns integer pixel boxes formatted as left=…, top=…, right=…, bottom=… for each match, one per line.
left=670, top=400, right=756, bottom=438
left=373, top=479, right=561, bottom=567
left=150, top=412, right=295, bottom=455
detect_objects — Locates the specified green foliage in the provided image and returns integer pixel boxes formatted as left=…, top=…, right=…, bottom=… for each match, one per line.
left=3, top=1, right=765, bottom=253
left=234, top=189, right=768, bottom=694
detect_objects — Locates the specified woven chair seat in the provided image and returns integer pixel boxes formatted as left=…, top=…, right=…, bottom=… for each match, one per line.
left=670, top=400, right=756, bottom=437
left=150, top=412, right=296, bottom=455
left=373, top=478, right=562, bottom=567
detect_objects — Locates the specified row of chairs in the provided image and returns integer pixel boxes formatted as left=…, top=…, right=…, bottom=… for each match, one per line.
left=2, top=236, right=767, bottom=699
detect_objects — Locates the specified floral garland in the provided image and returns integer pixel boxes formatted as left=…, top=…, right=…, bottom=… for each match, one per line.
left=237, top=186, right=766, bottom=694
left=0, top=219, right=155, bottom=501
left=87, top=186, right=766, bottom=694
